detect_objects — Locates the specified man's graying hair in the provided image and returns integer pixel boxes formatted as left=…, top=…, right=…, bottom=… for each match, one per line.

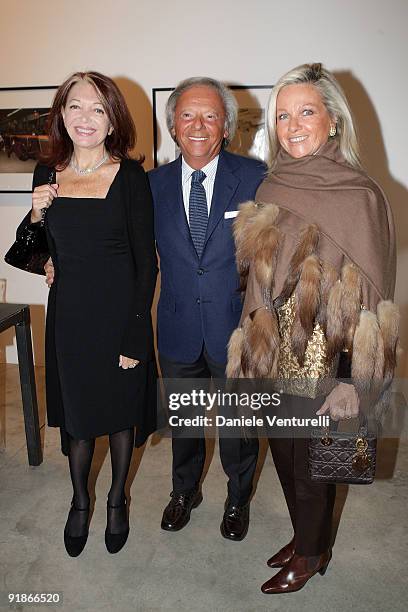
left=165, top=77, right=238, bottom=146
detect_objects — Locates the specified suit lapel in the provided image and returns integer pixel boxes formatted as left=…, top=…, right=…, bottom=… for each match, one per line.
left=161, top=156, right=194, bottom=247
left=159, top=151, right=241, bottom=259
left=203, top=150, right=240, bottom=249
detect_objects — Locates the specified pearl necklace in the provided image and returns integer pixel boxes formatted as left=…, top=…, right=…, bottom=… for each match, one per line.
left=70, top=152, right=109, bottom=175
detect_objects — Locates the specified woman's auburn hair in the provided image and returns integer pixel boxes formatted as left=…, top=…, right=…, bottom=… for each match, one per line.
left=41, top=71, right=139, bottom=169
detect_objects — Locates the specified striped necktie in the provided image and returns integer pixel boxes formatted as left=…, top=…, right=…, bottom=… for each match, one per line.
left=189, top=169, right=208, bottom=257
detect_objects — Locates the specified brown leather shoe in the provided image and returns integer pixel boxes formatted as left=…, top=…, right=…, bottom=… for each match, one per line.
left=220, top=499, right=250, bottom=541
left=267, top=537, right=296, bottom=568
left=161, top=490, right=203, bottom=531
left=261, top=550, right=332, bottom=594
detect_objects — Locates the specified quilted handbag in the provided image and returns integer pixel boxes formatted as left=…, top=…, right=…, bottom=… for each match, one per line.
left=4, top=169, right=54, bottom=275
left=308, top=416, right=377, bottom=485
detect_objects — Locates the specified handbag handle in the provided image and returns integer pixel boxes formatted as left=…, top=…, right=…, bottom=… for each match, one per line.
left=39, top=168, right=56, bottom=227
left=321, top=412, right=369, bottom=443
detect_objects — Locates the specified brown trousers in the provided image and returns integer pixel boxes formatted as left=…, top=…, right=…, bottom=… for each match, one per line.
left=268, top=394, right=336, bottom=556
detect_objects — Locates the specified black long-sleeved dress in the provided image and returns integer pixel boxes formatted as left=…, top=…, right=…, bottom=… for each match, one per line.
left=17, top=160, right=158, bottom=451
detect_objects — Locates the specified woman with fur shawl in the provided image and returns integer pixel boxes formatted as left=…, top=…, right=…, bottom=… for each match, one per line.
left=227, top=63, right=398, bottom=594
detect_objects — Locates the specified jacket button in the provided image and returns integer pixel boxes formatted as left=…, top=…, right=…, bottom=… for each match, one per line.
left=197, top=268, right=204, bottom=275
left=196, top=298, right=201, bottom=304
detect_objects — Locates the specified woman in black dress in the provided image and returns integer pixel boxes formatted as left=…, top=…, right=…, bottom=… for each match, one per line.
left=22, top=72, right=157, bottom=556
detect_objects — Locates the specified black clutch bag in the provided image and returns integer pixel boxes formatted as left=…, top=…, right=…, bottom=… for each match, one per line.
left=308, top=416, right=377, bottom=485
left=4, top=169, right=54, bottom=275
left=4, top=224, right=50, bottom=275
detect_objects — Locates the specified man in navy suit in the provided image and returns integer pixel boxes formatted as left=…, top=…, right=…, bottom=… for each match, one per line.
left=149, top=77, right=266, bottom=540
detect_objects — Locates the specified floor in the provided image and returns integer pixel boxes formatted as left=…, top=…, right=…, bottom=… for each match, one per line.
left=0, top=364, right=407, bottom=612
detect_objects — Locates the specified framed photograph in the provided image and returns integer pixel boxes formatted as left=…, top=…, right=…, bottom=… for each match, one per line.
left=152, top=85, right=273, bottom=167
left=0, top=86, right=58, bottom=192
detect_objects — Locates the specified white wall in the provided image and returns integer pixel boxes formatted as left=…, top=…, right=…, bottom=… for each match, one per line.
left=1, top=0, right=407, bottom=373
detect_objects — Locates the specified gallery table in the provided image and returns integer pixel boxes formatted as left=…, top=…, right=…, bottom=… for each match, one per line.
left=0, top=303, right=43, bottom=466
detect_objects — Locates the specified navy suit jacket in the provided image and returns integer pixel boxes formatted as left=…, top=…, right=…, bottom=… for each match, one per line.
left=148, top=149, right=266, bottom=364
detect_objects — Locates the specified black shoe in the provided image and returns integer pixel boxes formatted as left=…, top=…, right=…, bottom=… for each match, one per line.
left=220, top=499, right=250, bottom=541
left=63, top=503, right=90, bottom=557
left=105, top=499, right=129, bottom=554
left=161, top=490, right=203, bottom=531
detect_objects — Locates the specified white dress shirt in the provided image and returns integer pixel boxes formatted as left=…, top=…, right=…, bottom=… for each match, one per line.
left=181, top=155, right=219, bottom=224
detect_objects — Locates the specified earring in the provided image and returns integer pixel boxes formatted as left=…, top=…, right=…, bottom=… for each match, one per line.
left=329, top=124, right=337, bottom=137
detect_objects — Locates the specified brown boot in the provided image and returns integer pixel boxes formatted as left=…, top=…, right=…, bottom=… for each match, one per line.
left=266, top=537, right=296, bottom=568
left=261, top=550, right=332, bottom=594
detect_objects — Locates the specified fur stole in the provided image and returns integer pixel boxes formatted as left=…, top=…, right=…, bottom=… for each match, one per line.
left=227, top=201, right=399, bottom=413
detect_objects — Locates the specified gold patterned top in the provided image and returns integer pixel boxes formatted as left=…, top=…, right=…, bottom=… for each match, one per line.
left=276, top=295, right=338, bottom=398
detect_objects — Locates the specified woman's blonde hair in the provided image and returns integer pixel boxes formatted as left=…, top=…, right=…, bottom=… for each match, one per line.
left=266, top=63, right=361, bottom=169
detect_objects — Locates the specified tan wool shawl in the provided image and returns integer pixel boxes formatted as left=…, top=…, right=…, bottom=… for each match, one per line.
left=254, top=140, right=396, bottom=313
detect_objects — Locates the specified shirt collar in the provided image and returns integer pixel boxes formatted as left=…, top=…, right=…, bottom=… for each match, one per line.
left=181, top=155, right=220, bottom=186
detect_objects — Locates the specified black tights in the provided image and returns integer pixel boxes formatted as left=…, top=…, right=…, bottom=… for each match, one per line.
left=65, top=428, right=134, bottom=536
left=107, top=427, right=134, bottom=506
